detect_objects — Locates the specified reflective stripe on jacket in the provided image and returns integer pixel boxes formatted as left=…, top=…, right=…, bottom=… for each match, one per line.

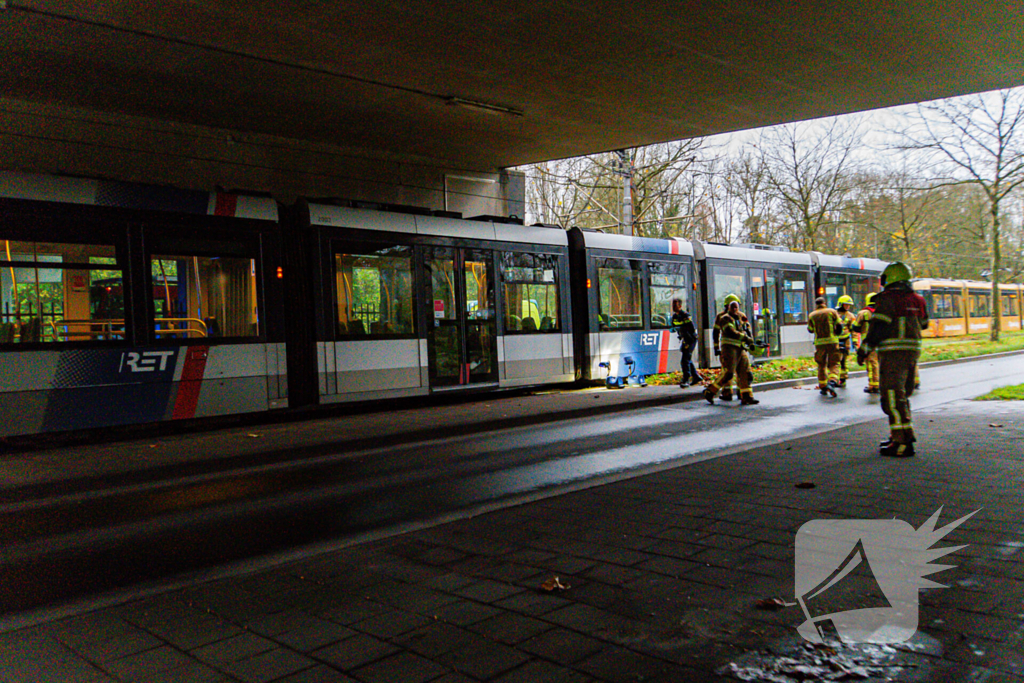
left=838, top=310, right=856, bottom=340
left=720, top=314, right=752, bottom=348
left=863, top=283, right=929, bottom=354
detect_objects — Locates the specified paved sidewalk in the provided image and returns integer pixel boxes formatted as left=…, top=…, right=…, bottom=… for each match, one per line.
left=3, top=398, right=1023, bottom=682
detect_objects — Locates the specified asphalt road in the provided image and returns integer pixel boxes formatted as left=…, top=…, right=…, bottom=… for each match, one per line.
left=2, top=355, right=1022, bottom=619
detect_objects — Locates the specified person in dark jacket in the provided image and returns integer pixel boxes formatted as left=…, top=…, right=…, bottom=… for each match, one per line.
left=858, top=262, right=929, bottom=457
left=671, top=298, right=700, bottom=386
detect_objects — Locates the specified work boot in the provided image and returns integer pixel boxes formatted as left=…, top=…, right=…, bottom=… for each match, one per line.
left=880, top=442, right=915, bottom=458
left=864, top=386, right=874, bottom=394
left=703, top=388, right=716, bottom=405
left=720, top=389, right=734, bottom=401
left=740, top=395, right=760, bottom=405
left=879, top=439, right=893, bottom=449
left=820, top=387, right=830, bottom=396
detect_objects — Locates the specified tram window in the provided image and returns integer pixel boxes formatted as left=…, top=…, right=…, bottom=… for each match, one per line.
left=1, top=239, right=123, bottom=344
left=150, top=253, right=259, bottom=339
left=1002, top=294, right=1016, bottom=316
left=824, top=273, right=846, bottom=308
left=850, top=275, right=875, bottom=310
left=711, top=266, right=745, bottom=313
left=597, top=258, right=642, bottom=330
left=335, top=246, right=414, bottom=337
left=970, top=293, right=990, bottom=317
left=782, top=271, right=808, bottom=324
left=649, top=261, right=688, bottom=329
left=500, top=252, right=559, bottom=333
left=951, top=293, right=963, bottom=318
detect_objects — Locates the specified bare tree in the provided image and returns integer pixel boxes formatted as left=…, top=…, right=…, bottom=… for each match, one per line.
left=897, top=89, right=1024, bottom=340
left=521, top=139, right=706, bottom=235
left=757, top=118, right=864, bottom=252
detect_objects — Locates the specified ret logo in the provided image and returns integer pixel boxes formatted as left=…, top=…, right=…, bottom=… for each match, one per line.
left=794, top=507, right=978, bottom=644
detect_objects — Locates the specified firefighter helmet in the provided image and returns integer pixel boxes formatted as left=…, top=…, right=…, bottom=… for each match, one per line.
left=723, top=294, right=741, bottom=307
left=881, top=262, right=913, bottom=287
left=865, top=292, right=876, bottom=306
left=837, top=294, right=855, bottom=308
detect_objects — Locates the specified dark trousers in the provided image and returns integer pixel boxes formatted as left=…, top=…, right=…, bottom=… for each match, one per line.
left=680, top=343, right=697, bottom=381
left=879, top=350, right=919, bottom=444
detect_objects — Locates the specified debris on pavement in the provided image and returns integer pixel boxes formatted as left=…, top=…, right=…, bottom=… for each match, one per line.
left=989, top=423, right=1004, bottom=428
left=794, top=482, right=816, bottom=489
left=755, top=598, right=790, bottom=610
left=719, top=637, right=936, bottom=682
left=540, top=576, right=571, bottom=591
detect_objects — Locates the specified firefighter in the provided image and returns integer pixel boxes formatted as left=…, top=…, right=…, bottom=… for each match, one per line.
left=852, top=292, right=879, bottom=393
left=857, top=262, right=929, bottom=458
left=836, top=294, right=857, bottom=386
left=808, top=296, right=842, bottom=397
left=711, top=294, right=740, bottom=400
left=671, top=298, right=700, bottom=386
left=704, top=298, right=759, bottom=405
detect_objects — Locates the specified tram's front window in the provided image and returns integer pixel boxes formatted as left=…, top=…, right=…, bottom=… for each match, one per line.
left=597, top=258, right=642, bottom=330
left=335, top=246, right=415, bottom=337
left=150, top=254, right=259, bottom=339
left=712, top=266, right=745, bottom=313
left=1, top=239, right=123, bottom=344
left=501, top=252, right=559, bottom=333
left=649, top=261, right=688, bottom=329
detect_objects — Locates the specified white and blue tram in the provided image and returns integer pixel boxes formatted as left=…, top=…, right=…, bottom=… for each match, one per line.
left=0, top=171, right=883, bottom=437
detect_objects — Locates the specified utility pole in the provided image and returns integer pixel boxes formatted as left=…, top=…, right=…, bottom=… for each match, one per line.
left=616, top=150, right=634, bottom=236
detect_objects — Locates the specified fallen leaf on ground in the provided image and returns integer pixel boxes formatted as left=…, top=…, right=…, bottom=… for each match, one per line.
left=795, top=482, right=816, bottom=489
left=246, top=433, right=262, bottom=438
left=540, top=576, right=571, bottom=591
left=990, top=423, right=1004, bottom=428
left=755, top=597, right=788, bottom=610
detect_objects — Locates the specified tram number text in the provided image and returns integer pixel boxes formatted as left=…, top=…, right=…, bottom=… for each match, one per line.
left=120, top=350, right=176, bottom=373
left=640, top=332, right=660, bottom=346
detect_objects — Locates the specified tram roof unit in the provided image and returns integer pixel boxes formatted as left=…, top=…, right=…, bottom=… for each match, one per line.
left=691, top=241, right=812, bottom=267
left=912, top=278, right=968, bottom=290
left=0, top=170, right=279, bottom=221
left=309, top=203, right=568, bottom=246
left=572, top=230, right=695, bottom=257
left=961, top=279, right=1019, bottom=292
left=809, top=252, right=888, bottom=274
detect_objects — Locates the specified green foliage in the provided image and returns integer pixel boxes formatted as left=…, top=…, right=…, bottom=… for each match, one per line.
left=970, top=385, right=1024, bottom=401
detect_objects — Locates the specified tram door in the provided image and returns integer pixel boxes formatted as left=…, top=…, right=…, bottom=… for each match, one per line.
left=750, top=269, right=781, bottom=356
left=426, top=247, right=498, bottom=387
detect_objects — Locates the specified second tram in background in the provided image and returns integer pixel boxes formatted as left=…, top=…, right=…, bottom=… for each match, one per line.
left=913, top=278, right=1023, bottom=337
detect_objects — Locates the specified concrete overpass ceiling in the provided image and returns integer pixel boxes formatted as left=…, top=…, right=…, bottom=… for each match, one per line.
left=2, top=1, right=1023, bottom=171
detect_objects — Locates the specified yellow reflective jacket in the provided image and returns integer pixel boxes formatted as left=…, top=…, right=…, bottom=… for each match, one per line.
left=807, top=306, right=840, bottom=346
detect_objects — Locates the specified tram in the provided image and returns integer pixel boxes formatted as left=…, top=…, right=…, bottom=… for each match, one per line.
left=0, top=171, right=889, bottom=437
left=913, top=278, right=1024, bottom=338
